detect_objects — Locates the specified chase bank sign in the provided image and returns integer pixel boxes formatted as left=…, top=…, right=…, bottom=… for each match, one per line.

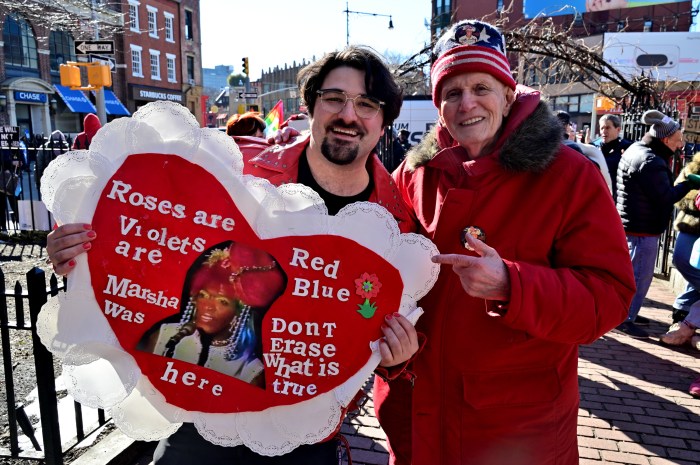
left=14, top=91, right=47, bottom=103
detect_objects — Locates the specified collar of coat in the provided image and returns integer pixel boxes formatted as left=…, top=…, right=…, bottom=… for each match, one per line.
left=405, top=88, right=562, bottom=173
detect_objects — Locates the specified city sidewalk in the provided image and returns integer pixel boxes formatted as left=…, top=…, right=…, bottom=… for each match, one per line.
left=130, top=278, right=700, bottom=465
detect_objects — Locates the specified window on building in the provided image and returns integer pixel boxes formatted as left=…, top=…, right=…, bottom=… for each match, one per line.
left=617, top=21, right=625, bottom=31
left=128, top=0, right=140, bottom=32
left=643, top=20, right=653, bottom=32
left=3, top=13, right=38, bottom=70
left=150, top=50, right=161, bottom=80
left=147, top=5, right=158, bottom=38
left=166, top=53, right=177, bottom=83
left=185, top=10, right=194, bottom=40
left=49, top=30, right=75, bottom=72
left=496, top=0, right=504, bottom=11
left=131, top=44, right=143, bottom=77
left=187, top=55, right=195, bottom=83
left=164, top=12, right=174, bottom=42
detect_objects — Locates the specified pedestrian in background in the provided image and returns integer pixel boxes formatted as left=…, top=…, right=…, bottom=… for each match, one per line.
left=397, top=129, right=412, bottom=152
left=36, top=130, right=69, bottom=194
left=72, top=114, right=101, bottom=150
left=226, top=111, right=266, bottom=138
left=615, top=110, right=697, bottom=339
left=595, top=114, right=632, bottom=200
left=556, top=111, right=612, bottom=192
left=663, top=152, right=700, bottom=326
left=388, top=19, right=634, bottom=465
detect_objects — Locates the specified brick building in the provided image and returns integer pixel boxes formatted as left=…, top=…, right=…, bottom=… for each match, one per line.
left=0, top=1, right=124, bottom=138
left=120, top=0, right=203, bottom=123
left=0, top=0, right=203, bottom=140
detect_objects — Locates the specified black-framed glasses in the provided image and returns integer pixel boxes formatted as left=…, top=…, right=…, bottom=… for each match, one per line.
left=316, top=90, right=384, bottom=119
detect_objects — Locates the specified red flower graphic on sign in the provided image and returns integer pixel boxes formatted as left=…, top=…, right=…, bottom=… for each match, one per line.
left=355, top=272, right=381, bottom=299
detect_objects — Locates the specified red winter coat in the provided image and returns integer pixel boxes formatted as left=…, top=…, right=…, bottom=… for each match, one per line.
left=236, top=134, right=412, bottom=228
left=387, top=88, right=635, bottom=465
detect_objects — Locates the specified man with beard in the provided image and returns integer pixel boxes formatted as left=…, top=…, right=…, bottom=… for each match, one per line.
left=46, top=46, right=418, bottom=465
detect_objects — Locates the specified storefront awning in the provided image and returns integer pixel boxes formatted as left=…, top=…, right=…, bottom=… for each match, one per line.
left=102, top=89, right=130, bottom=116
left=53, top=84, right=96, bottom=114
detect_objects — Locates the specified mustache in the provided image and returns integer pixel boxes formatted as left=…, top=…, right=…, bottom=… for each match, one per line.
left=326, top=120, right=365, bottom=137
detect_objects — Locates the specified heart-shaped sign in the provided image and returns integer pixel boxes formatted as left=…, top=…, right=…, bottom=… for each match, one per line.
left=91, top=152, right=404, bottom=413
left=37, top=101, right=439, bottom=454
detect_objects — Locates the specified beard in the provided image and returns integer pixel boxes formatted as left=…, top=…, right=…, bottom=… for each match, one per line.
left=320, top=137, right=360, bottom=166
left=319, top=120, right=365, bottom=165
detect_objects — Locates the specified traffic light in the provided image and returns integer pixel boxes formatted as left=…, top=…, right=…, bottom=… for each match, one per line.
left=242, top=57, right=249, bottom=76
left=87, top=63, right=112, bottom=88
left=59, top=63, right=81, bottom=88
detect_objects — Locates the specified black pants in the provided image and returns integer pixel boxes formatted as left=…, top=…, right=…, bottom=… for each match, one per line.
left=153, top=423, right=339, bottom=465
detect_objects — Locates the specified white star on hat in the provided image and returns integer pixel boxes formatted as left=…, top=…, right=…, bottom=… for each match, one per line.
left=477, top=27, right=491, bottom=45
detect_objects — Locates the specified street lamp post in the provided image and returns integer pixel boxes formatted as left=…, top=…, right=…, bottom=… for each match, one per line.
left=343, top=1, right=394, bottom=45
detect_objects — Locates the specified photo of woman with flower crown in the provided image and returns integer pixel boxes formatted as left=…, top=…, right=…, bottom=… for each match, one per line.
left=138, top=240, right=287, bottom=387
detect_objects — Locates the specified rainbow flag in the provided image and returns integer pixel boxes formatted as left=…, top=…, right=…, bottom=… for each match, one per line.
left=264, top=100, right=284, bottom=139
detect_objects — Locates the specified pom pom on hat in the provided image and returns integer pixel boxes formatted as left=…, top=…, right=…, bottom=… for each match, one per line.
left=642, top=110, right=680, bottom=139
left=431, top=20, right=516, bottom=107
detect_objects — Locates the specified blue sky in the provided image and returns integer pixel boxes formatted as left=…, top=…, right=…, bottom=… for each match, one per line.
left=200, top=0, right=433, bottom=80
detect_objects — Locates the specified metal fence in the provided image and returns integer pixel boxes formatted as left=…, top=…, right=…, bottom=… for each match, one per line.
left=0, top=267, right=108, bottom=464
left=2, top=135, right=71, bottom=233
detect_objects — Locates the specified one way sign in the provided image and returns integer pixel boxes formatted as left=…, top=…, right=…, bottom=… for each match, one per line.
left=74, top=40, right=115, bottom=55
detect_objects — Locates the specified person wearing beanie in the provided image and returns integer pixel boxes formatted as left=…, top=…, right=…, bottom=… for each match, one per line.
left=45, top=45, right=419, bottom=465
left=389, top=19, right=634, bottom=465
left=615, top=109, right=694, bottom=339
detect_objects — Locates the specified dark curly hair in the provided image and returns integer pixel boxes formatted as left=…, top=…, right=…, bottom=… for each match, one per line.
left=297, top=45, right=403, bottom=127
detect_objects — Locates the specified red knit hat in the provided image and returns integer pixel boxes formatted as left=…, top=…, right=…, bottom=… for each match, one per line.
left=431, top=20, right=516, bottom=107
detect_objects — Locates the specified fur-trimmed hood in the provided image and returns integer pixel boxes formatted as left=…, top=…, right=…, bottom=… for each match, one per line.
left=405, top=89, right=563, bottom=173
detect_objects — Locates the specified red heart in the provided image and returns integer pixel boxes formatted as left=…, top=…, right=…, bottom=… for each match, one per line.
left=89, top=153, right=402, bottom=413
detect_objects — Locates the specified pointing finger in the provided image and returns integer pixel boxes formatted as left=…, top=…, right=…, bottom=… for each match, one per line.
left=431, top=253, right=478, bottom=267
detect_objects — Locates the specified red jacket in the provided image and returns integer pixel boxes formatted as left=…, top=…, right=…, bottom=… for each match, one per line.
left=389, top=88, right=635, bottom=465
left=238, top=133, right=410, bottom=224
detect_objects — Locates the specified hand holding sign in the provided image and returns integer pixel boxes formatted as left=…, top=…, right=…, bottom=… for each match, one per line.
left=37, top=101, right=439, bottom=455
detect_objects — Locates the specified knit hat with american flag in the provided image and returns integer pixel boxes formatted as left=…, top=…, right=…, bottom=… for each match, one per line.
left=431, top=20, right=516, bottom=107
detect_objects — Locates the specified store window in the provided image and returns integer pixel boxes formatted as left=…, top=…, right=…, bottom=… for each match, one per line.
left=3, top=13, right=38, bottom=70
left=49, top=30, right=75, bottom=72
